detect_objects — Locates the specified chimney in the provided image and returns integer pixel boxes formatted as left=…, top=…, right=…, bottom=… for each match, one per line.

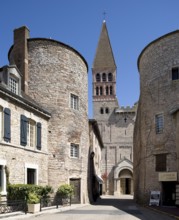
left=13, top=26, right=29, bottom=94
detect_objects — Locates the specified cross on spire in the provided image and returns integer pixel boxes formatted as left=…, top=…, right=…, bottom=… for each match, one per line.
left=103, top=11, right=106, bottom=22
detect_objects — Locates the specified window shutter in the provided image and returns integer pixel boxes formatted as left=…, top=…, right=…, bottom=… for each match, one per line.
left=4, top=108, right=11, bottom=142
left=20, top=115, right=27, bottom=146
left=36, top=122, right=41, bottom=150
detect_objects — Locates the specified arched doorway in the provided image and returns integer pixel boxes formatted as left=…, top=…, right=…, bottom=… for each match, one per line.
left=113, top=159, right=133, bottom=196
left=118, top=169, right=133, bottom=194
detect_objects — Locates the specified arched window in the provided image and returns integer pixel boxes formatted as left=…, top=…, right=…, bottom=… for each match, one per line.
left=102, top=73, right=106, bottom=82
left=100, top=86, right=103, bottom=95
left=96, top=87, right=99, bottom=96
left=96, top=73, right=100, bottom=82
left=106, top=86, right=109, bottom=95
left=105, top=107, right=109, bottom=114
left=100, top=108, right=104, bottom=114
left=108, top=73, right=113, bottom=82
left=110, top=86, right=113, bottom=95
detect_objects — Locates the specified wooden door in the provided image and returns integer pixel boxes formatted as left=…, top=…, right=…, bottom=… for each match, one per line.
left=70, top=179, right=81, bottom=204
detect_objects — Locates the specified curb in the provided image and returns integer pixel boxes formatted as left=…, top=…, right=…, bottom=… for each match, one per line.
left=0, top=203, right=89, bottom=220
left=146, top=205, right=179, bottom=219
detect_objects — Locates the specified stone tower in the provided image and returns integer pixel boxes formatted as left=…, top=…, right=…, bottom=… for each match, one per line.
left=92, top=21, right=137, bottom=195
left=9, top=26, right=89, bottom=204
left=134, top=30, right=179, bottom=205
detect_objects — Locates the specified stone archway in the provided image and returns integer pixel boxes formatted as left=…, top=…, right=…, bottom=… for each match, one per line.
left=118, top=169, right=133, bottom=194
left=113, top=159, right=133, bottom=196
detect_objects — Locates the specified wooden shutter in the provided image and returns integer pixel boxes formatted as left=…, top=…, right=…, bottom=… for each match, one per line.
left=20, top=115, right=28, bottom=146
left=4, top=108, right=11, bottom=142
left=36, top=122, right=41, bottom=150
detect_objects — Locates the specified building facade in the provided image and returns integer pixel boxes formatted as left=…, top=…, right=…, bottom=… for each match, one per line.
left=0, top=26, right=89, bottom=204
left=0, top=65, right=50, bottom=200
left=92, top=21, right=136, bottom=195
left=134, top=31, right=179, bottom=205
left=88, top=119, right=104, bottom=202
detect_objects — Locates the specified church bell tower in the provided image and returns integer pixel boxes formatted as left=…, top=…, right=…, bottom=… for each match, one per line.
left=92, top=20, right=118, bottom=119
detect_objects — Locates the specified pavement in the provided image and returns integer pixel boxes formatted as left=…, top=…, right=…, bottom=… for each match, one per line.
left=0, top=195, right=179, bottom=220
left=147, top=205, right=179, bottom=219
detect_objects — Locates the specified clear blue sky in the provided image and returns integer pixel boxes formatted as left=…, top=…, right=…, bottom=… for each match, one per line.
left=1, top=0, right=179, bottom=118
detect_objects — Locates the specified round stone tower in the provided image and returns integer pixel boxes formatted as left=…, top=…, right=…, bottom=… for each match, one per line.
left=134, top=31, right=179, bottom=205
left=9, top=26, right=89, bottom=203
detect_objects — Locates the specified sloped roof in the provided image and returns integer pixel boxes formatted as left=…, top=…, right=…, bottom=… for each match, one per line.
left=92, top=21, right=116, bottom=69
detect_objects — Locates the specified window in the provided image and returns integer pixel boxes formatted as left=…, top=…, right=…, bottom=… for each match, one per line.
left=102, top=73, right=106, bottom=82
left=100, top=87, right=103, bottom=95
left=25, top=164, right=38, bottom=184
left=155, top=114, right=164, bottom=134
left=70, top=143, right=79, bottom=158
left=100, top=108, right=104, bottom=114
left=71, top=94, right=79, bottom=110
left=106, top=86, right=109, bottom=95
left=0, top=107, right=3, bottom=141
left=20, top=115, right=42, bottom=149
left=9, top=76, right=18, bottom=94
left=156, top=154, right=166, bottom=171
left=110, top=86, right=113, bottom=95
left=27, top=119, right=36, bottom=148
left=108, top=73, right=113, bottom=81
left=0, top=160, right=7, bottom=195
left=0, top=165, right=2, bottom=189
left=27, top=168, right=36, bottom=184
left=96, top=87, right=99, bottom=96
left=96, top=73, right=100, bottom=82
left=105, top=108, right=109, bottom=114
left=172, top=67, right=179, bottom=80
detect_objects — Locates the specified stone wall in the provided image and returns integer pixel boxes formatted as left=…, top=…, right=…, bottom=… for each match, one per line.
left=0, top=96, right=49, bottom=187
left=134, top=31, right=179, bottom=204
left=25, top=39, right=89, bottom=203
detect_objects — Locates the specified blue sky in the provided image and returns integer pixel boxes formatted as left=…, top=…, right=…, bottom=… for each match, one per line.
left=1, top=0, right=179, bottom=118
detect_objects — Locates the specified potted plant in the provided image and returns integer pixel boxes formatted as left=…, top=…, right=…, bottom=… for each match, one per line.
left=27, top=192, right=40, bottom=213
left=57, top=184, right=74, bottom=205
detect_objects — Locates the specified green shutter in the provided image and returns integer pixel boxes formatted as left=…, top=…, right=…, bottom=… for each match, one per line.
left=36, top=122, right=41, bottom=150
left=4, top=108, right=11, bottom=142
left=20, top=115, right=27, bottom=146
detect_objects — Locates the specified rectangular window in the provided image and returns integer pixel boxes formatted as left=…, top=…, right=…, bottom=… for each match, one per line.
left=27, top=168, right=36, bottom=184
left=9, top=77, right=18, bottom=94
left=156, top=154, right=166, bottom=172
left=27, top=120, right=36, bottom=147
left=155, top=114, right=164, bottom=134
left=172, top=67, right=179, bottom=81
left=0, top=165, right=2, bottom=189
left=71, top=94, right=79, bottom=110
left=0, top=107, right=3, bottom=141
left=70, top=143, right=79, bottom=158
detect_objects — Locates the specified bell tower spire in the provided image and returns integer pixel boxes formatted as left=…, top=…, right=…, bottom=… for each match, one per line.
left=92, top=21, right=118, bottom=118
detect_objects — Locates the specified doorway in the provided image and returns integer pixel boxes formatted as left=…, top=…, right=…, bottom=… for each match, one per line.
left=70, top=178, right=81, bottom=204
left=162, top=182, right=176, bottom=206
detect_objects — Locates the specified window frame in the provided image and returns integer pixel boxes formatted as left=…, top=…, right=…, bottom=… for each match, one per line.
left=9, top=75, right=18, bottom=94
left=96, top=73, right=101, bottom=82
left=70, top=143, right=79, bottom=158
left=172, top=67, right=179, bottom=81
left=0, top=159, right=7, bottom=195
left=70, top=94, right=79, bottom=110
left=155, top=113, right=164, bottom=134
left=25, top=163, right=38, bottom=185
left=27, top=119, right=36, bottom=148
left=155, top=154, right=167, bottom=172
left=108, top=73, right=113, bottom=82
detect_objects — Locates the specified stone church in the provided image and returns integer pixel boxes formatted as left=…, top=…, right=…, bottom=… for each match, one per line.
left=92, top=20, right=137, bottom=195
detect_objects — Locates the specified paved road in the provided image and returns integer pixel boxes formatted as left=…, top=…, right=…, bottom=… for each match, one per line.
left=10, top=195, right=176, bottom=220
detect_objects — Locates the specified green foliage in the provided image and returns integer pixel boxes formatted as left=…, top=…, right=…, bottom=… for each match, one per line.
left=7, top=184, right=53, bottom=201
left=27, top=192, right=40, bottom=204
left=57, top=184, right=74, bottom=198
